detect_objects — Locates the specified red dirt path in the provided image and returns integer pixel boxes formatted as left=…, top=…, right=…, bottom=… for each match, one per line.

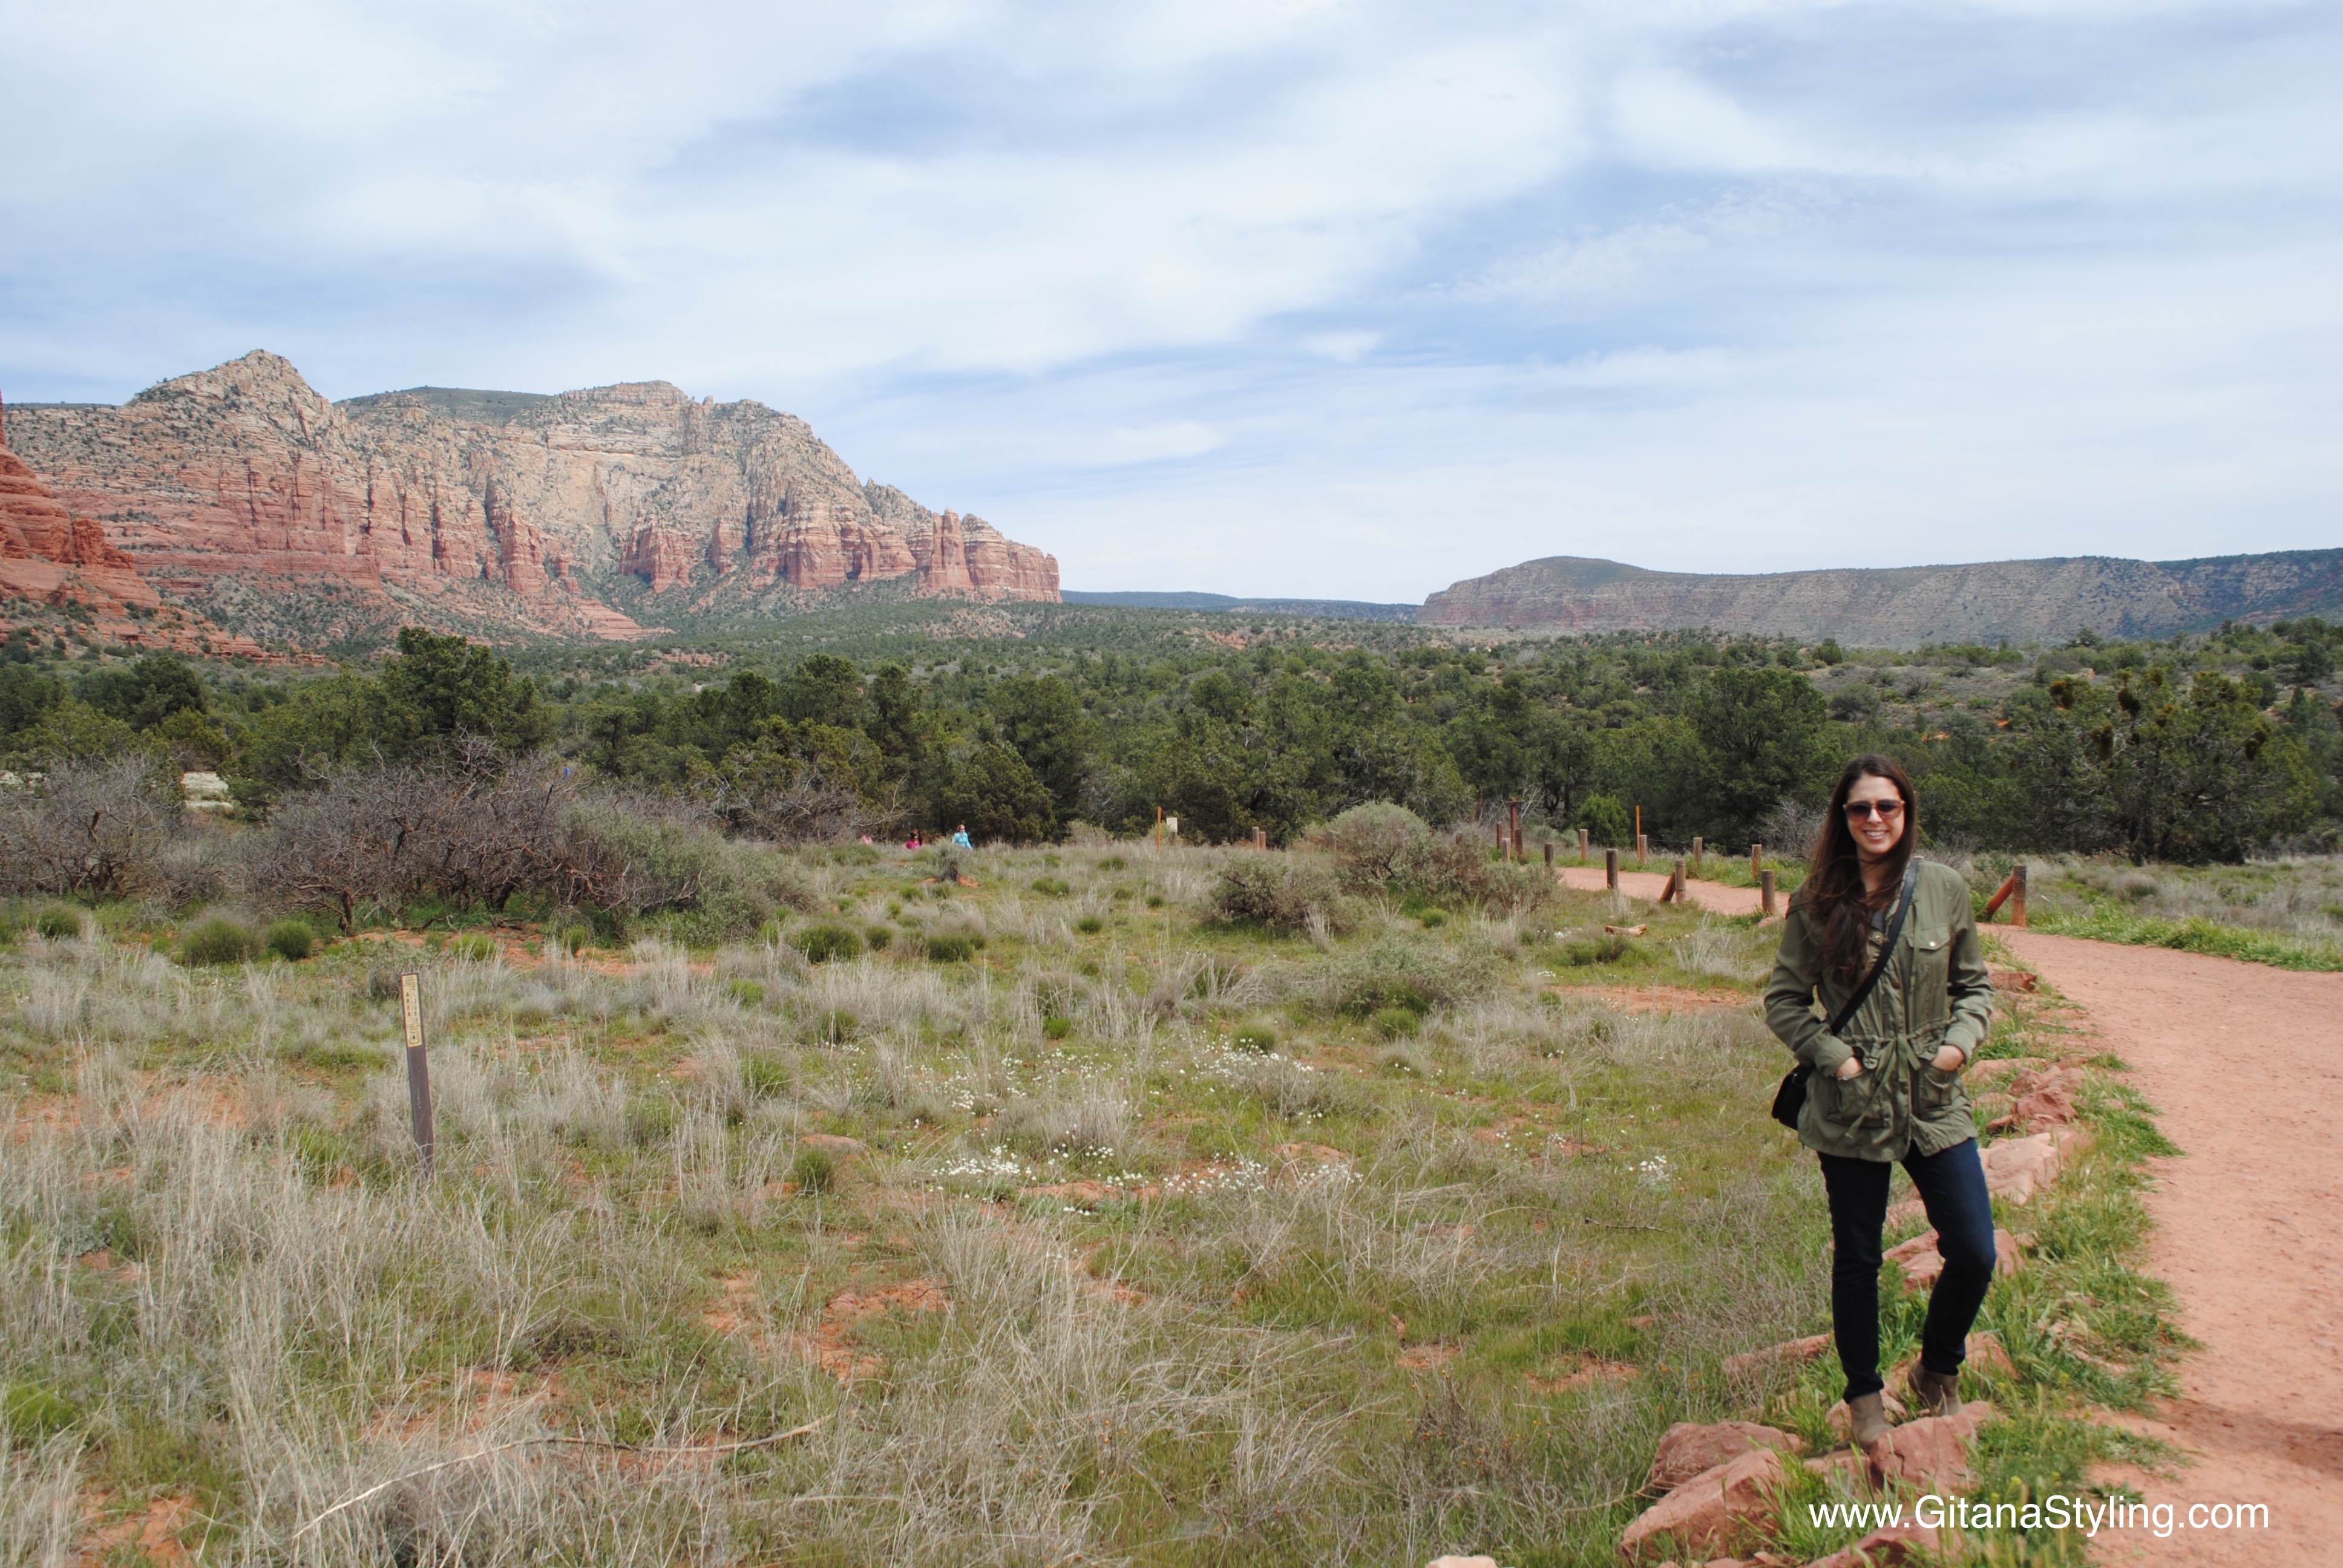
left=1555, top=864, right=1765, bottom=915
left=2001, top=930, right=2343, bottom=1565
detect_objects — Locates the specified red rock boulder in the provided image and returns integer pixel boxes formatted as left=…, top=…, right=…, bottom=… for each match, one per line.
left=1645, top=1422, right=1806, bottom=1493
left=1619, top=1448, right=1786, bottom=1561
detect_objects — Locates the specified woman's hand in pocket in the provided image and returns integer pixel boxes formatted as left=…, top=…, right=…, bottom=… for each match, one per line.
left=1930, top=1044, right=1965, bottom=1072
left=1836, top=1056, right=1864, bottom=1080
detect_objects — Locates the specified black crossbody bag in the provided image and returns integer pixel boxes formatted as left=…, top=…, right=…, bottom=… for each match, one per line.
left=1771, top=862, right=1918, bottom=1131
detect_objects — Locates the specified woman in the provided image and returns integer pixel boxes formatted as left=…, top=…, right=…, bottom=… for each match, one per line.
left=1765, top=755, right=1996, bottom=1466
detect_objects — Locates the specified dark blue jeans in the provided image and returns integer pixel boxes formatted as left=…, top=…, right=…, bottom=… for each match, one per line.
left=1818, top=1138, right=1996, bottom=1401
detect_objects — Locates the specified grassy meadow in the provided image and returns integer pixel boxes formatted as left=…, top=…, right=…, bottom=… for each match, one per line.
left=0, top=841, right=2195, bottom=1565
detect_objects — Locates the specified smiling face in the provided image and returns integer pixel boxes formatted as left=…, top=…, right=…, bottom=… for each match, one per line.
left=1843, top=774, right=1908, bottom=864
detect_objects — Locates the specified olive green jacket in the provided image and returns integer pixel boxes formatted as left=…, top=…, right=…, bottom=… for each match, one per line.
left=1763, top=859, right=1995, bottom=1161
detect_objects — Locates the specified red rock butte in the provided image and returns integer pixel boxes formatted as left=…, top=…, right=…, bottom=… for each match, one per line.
left=1, top=351, right=1060, bottom=649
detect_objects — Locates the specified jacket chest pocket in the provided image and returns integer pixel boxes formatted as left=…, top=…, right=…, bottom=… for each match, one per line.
left=1912, top=926, right=1952, bottom=1023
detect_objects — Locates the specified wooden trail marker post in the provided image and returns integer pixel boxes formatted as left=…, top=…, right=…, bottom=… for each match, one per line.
left=1662, top=858, right=1686, bottom=904
left=1691, top=837, right=1703, bottom=874
left=1760, top=871, right=1777, bottom=917
left=1605, top=848, right=1619, bottom=891
left=1578, top=828, right=1590, bottom=862
left=1636, top=832, right=1648, bottom=865
left=1509, top=797, right=1522, bottom=863
left=1634, top=806, right=1643, bottom=862
left=399, top=972, right=434, bottom=1178
left=1542, top=842, right=1553, bottom=869
left=1751, top=843, right=1763, bottom=880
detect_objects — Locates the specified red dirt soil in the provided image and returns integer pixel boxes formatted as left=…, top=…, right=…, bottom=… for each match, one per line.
left=2001, top=930, right=2343, bottom=1565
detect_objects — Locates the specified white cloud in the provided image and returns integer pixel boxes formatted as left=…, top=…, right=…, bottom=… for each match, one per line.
left=1, top=0, right=2336, bottom=601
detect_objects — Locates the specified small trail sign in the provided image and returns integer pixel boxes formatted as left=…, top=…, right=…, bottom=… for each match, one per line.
left=400, top=972, right=435, bottom=1177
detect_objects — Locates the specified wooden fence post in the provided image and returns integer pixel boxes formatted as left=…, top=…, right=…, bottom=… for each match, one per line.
left=1605, top=848, right=1619, bottom=891
left=1760, top=870, right=1777, bottom=917
left=1691, top=836, right=1703, bottom=875
left=1578, top=828, right=1590, bottom=862
left=1752, top=843, right=1763, bottom=881
left=400, top=972, right=434, bottom=1178
left=1983, top=864, right=2031, bottom=927
left=1636, top=832, right=1648, bottom=865
left=1663, top=858, right=1686, bottom=903
left=1542, top=842, right=1553, bottom=869
left=1509, top=797, right=1522, bottom=863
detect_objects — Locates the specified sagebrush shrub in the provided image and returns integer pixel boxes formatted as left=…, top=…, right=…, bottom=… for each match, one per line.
left=1209, top=858, right=1344, bottom=934
left=1321, top=938, right=1495, bottom=1019
left=1317, top=802, right=1430, bottom=890
left=33, top=905, right=82, bottom=940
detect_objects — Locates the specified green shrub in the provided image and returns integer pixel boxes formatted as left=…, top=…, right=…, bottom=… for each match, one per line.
left=1101, top=856, right=1126, bottom=871
left=925, top=934, right=978, bottom=962
left=1322, top=939, right=1495, bottom=1019
left=1370, top=1006, right=1421, bottom=1039
left=1209, top=858, right=1345, bottom=935
left=744, top=1053, right=790, bottom=1097
left=819, top=1008, right=859, bottom=1042
left=1075, top=915, right=1105, bottom=935
left=559, top=924, right=591, bottom=955
left=729, top=979, right=767, bottom=1007
left=34, top=904, right=83, bottom=939
left=450, top=933, right=496, bottom=961
left=1032, top=876, right=1072, bottom=897
left=1043, top=1015, right=1074, bottom=1040
left=263, top=919, right=315, bottom=961
left=793, top=1146, right=837, bottom=1194
left=1145, top=893, right=1164, bottom=909
left=568, top=804, right=816, bottom=936
left=180, top=916, right=260, bottom=967
left=3, top=1381, right=81, bottom=1442
left=791, top=923, right=863, bottom=964
left=1418, top=909, right=1446, bottom=929
left=1559, top=933, right=1640, bottom=967
left=864, top=926, right=892, bottom=952
left=1233, top=1027, right=1277, bottom=1053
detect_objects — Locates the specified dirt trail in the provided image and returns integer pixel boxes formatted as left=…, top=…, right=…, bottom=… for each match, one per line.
left=2000, top=930, right=2343, bottom=1564
left=1555, top=864, right=1764, bottom=916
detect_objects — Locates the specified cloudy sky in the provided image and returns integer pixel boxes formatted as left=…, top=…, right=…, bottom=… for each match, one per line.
left=2, top=1, right=2336, bottom=601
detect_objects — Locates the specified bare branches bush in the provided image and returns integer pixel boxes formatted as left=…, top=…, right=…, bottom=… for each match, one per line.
left=0, top=756, right=186, bottom=899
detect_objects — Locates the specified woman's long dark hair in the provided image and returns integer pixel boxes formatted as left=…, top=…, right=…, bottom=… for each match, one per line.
left=1801, top=754, right=1918, bottom=993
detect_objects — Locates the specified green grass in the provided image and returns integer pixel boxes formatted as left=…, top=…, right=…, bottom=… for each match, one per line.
left=2027, top=907, right=2343, bottom=970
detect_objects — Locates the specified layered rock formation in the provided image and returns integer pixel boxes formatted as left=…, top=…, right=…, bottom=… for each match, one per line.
left=1421, top=551, right=2343, bottom=647
left=0, top=392, right=270, bottom=657
left=1, top=351, right=1059, bottom=648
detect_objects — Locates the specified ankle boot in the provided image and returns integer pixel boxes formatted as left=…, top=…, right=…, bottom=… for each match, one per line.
left=1908, top=1365, right=1963, bottom=1417
left=1847, top=1390, right=1895, bottom=1469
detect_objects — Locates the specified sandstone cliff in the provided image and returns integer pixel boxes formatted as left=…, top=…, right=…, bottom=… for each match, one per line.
left=0, top=391, right=271, bottom=658
left=1, top=351, right=1059, bottom=649
left=1420, top=552, right=2343, bottom=647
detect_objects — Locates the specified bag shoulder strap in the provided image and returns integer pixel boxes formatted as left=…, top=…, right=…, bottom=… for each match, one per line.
left=1826, top=861, right=1919, bottom=1037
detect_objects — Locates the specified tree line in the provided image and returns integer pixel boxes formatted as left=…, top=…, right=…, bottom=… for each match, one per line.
left=1, top=615, right=2337, bottom=864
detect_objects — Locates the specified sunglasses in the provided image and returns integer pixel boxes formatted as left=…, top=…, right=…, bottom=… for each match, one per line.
left=1844, top=799, right=1905, bottom=820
